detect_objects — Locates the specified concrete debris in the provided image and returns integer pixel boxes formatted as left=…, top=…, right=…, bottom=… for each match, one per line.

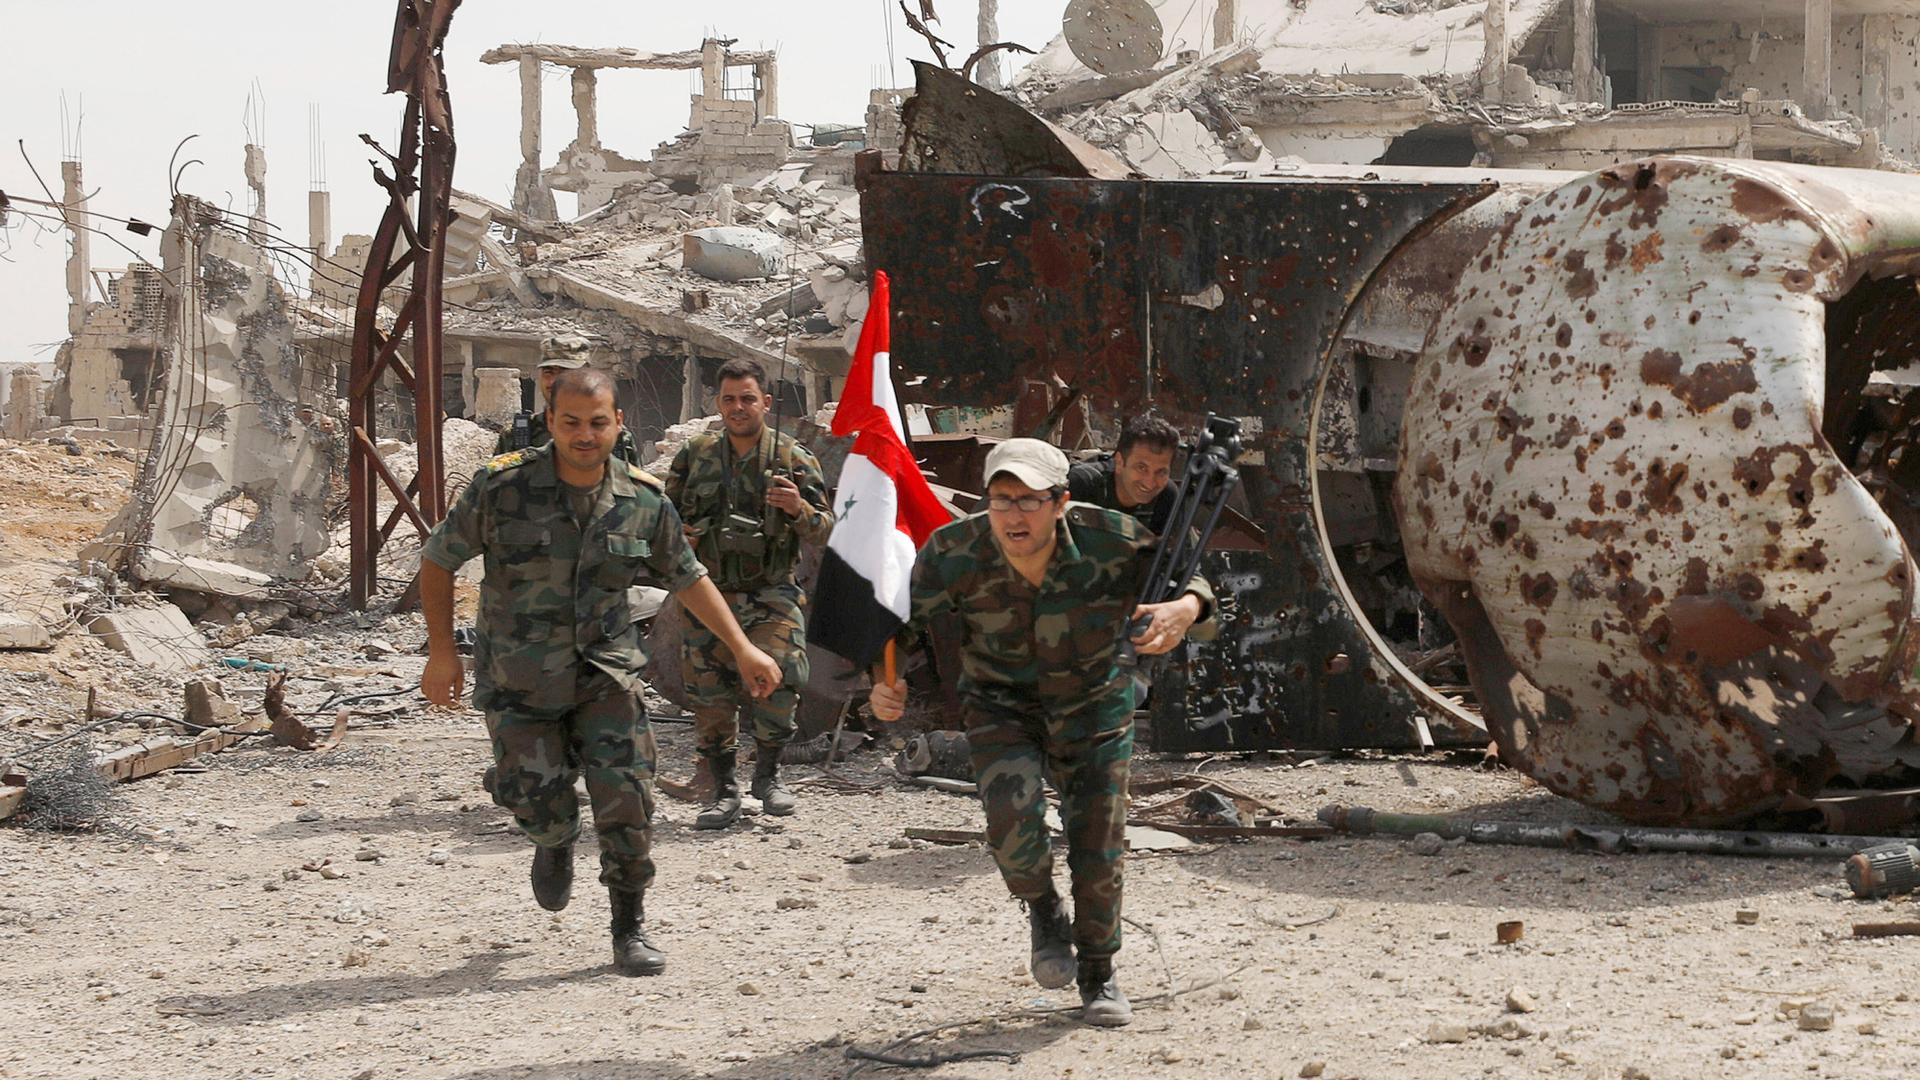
left=183, top=680, right=241, bottom=730
left=87, top=602, right=213, bottom=674
left=0, top=612, right=52, bottom=651
left=1010, top=0, right=1918, bottom=177
left=683, top=227, right=788, bottom=282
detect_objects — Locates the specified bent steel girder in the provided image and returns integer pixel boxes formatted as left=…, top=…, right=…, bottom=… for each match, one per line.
left=348, top=0, right=459, bottom=609
left=1396, top=156, right=1920, bottom=825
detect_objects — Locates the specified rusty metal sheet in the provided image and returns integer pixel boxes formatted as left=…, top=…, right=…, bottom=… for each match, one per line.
left=899, top=62, right=1133, bottom=180
left=863, top=170, right=1490, bottom=750
left=1396, top=156, right=1920, bottom=825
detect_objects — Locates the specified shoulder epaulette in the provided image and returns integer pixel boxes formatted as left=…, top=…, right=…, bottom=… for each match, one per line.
left=1066, top=502, right=1143, bottom=540
left=626, top=462, right=666, bottom=491
left=486, top=449, right=535, bottom=473
left=929, top=512, right=991, bottom=551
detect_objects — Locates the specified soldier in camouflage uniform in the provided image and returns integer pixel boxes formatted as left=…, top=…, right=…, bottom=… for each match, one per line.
left=665, top=357, right=833, bottom=829
left=495, top=333, right=642, bottom=466
left=870, top=439, right=1213, bottom=1028
left=422, top=367, right=782, bottom=977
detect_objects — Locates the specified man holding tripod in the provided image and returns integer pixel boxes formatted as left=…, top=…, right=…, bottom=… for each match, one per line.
left=869, top=438, right=1214, bottom=1027
left=665, top=358, right=833, bottom=829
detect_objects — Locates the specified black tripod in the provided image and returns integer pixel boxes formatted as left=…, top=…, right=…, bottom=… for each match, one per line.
left=1124, top=414, right=1243, bottom=660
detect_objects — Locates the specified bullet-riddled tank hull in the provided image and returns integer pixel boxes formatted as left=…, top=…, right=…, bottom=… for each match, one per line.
left=1396, top=157, right=1920, bottom=825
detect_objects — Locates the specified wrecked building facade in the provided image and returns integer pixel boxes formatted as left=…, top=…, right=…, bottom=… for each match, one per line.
left=1009, top=0, right=1920, bottom=176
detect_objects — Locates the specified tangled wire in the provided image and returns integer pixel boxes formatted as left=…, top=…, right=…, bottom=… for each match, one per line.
left=17, top=737, right=126, bottom=834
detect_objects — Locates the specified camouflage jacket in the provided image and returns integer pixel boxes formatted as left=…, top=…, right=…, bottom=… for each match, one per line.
left=906, top=504, right=1215, bottom=719
left=494, top=411, right=642, bottom=467
left=665, top=428, right=833, bottom=592
left=422, top=443, right=706, bottom=711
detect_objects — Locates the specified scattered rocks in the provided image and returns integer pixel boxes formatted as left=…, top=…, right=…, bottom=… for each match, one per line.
left=1410, top=832, right=1446, bottom=856
left=1300, top=1062, right=1326, bottom=1078
left=1424, top=1021, right=1471, bottom=1044
left=1476, top=1016, right=1534, bottom=1040
left=776, top=896, right=818, bottom=911
left=1797, top=1002, right=1836, bottom=1032
left=426, top=850, right=449, bottom=866
left=1242, top=1014, right=1265, bottom=1031
left=296, top=809, right=324, bottom=823
left=1733, top=908, right=1759, bottom=925
left=737, top=981, right=762, bottom=996
left=1147, top=1046, right=1185, bottom=1064
left=1505, top=987, right=1537, bottom=1014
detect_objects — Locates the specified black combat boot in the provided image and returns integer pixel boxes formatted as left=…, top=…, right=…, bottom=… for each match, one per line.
left=1077, top=956, right=1132, bottom=1027
left=1024, top=892, right=1075, bottom=989
left=693, top=750, right=743, bottom=830
left=530, top=842, right=574, bottom=912
left=609, top=889, right=666, bottom=976
left=750, top=741, right=796, bottom=816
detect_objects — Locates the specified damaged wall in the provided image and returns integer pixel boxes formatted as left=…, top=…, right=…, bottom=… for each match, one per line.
left=130, top=196, right=338, bottom=597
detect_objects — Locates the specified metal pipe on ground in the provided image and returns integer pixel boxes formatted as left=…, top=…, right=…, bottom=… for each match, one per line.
left=1318, top=803, right=1913, bottom=859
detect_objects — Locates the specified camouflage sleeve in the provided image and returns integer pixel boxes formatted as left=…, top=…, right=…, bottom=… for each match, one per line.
left=645, top=496, right=709, bottom=593
left=422, top=471, right=488, bottom=572
left=905, top=536, right=957, bottom=638
left=663, top=441, right=692, bottom=507
left=614, top=428, right=642, bottom=467
left=787, top=444, right=834, bottom=543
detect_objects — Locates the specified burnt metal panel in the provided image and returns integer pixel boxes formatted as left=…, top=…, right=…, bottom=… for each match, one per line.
left=863, top=171, right=1486, bottom=750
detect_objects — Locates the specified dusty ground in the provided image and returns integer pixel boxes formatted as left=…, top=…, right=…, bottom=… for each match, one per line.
left=5, top=711, right=1920, bottom=1080
left=4, top=434, right=1920, bottom=1079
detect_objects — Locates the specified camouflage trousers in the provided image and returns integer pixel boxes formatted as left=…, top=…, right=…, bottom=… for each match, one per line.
left=485, top=666, right=657, bottom=893
left=683, top=583, right=809, bottom=756
left=965, top=683, right=1136, bottom=961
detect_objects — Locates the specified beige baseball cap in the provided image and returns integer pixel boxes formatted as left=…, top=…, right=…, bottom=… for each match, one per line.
left=984, top=438, right=1070, bottom=491
left=538, top=333, right=592, bottom=370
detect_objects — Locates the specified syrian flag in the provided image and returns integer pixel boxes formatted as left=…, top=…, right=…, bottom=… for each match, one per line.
left=811, top=270, right=953, bottom=668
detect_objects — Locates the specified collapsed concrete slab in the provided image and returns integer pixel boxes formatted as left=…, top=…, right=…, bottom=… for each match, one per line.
left=0, top=612, right=51, bottom=651
left=121, top=196, right=338, bottom=599
left=88, top=602, right=213, bottom=673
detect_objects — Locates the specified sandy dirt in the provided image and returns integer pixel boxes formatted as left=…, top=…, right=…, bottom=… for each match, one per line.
left=5, top=711, right=1920, bottom=1080
left=3, top=435, right=1919, bottom=1079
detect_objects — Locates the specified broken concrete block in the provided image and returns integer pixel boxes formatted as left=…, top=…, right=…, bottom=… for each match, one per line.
left=134, top=550, right=275, bottom=601
left=184, top=680, right=241, bottom=729
left=0, top=612, right=51, bottom=651
left=682, top=227, right=786, bottom=282
left=89, top=603, right=214, bottom=673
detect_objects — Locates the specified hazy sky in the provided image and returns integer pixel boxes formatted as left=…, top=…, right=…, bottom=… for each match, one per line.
left=0, top=0, right=1069, bottom=370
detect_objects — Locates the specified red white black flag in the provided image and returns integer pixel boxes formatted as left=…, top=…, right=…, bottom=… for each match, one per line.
left=810, top=270, right=953, bottom=668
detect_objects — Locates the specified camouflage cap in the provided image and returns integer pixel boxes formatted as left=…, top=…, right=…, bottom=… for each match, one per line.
left=538, top=333, right=592, bottom=370
left=984, top=438, right=1069, bottom=491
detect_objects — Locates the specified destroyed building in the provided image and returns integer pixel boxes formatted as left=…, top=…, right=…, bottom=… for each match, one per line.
left=1008, top=0, right=1920, bottom=175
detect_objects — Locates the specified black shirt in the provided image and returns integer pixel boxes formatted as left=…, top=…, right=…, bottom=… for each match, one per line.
left=1067, top=457, right=1176, bottom=536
